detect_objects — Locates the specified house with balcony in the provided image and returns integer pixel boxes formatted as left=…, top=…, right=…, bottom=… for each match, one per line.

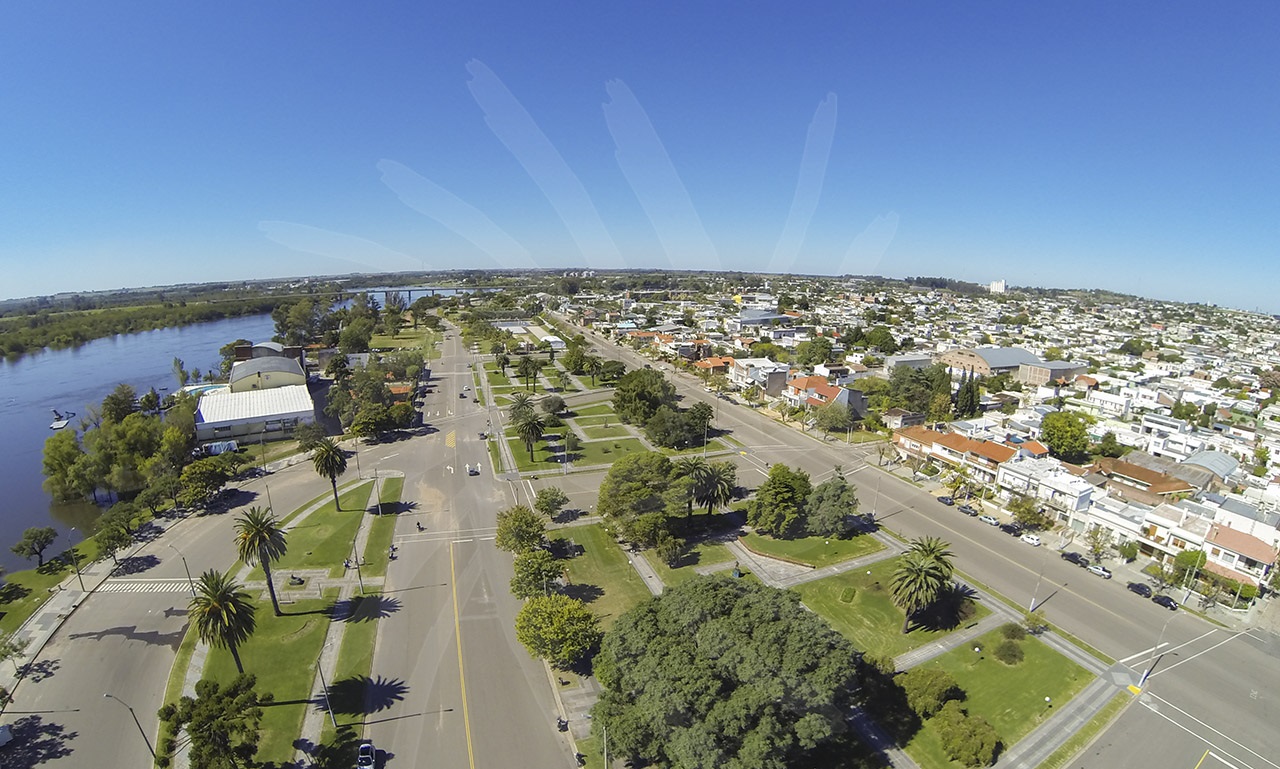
left=729, top=357, right=790, bottom=396
left=1137, top=499, right=1215, bottom=562
left=1203, top=524, right=1277, bottom=587
left=893, top=425, right=1019, bottom=488
left=995, top=457, right=1095, bottom=524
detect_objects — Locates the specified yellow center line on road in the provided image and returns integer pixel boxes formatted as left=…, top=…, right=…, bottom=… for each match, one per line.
left=1192, top=749, right=1211, bottom=769
left=450, top=540, right=476, bottom=769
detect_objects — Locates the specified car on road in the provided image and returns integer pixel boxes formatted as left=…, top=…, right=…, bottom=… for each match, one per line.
left=466, top=464, right=480, bottom=476
left=1086, top=564, right=1112, bottom=579
left=1127, top=582, right=1153, bottom=598
left=1152, top=594, right=1179, bottom=610
left=357, top=741, right=375, bottom=769
left=1020, top=533, right=1042, bottom=546
left=936, top=495, right=955, bottom=506
left=957, top=504, right=978, bottom=516
left=459, top=392, right=466, bottom=398
left=999, top=522, right=1022, bottom=536
left=1060, top=551, right=1089, bottom=566
left=978, top=514, right=1000, bottom=526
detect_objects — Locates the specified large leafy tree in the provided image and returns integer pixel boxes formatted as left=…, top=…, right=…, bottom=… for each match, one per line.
left=1040, top=411, right=1090, bottom=464
left=510, top=550, right=564, bottom=599
left=495, top=505, right=547, bottom=553
left=592, top=576, right=861, bottom=769
left=596, top=451, right=673, bottom=534
left=234, top=507, right=289, bottom=617
left=311, top=438, right=348, bottom=508
left=158, top=674, right=271, bottom=769
left=189, top=569, right=257, bottom=675
left=533, top=486, right=571, bottom=519
left=890, top=552, right=949, bottom=634
left=805, top=471, right=859, bottom=537
left=514, top=594, right=601, bottom=670
left=748, top=463, right=812, bottom=537
left=11, top=527, right=57, bottom=567
left=612, top=368, right=677, bottom=425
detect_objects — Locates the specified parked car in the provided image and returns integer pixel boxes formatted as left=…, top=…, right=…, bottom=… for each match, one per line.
left=999, top=522, right=1023, bottom=536
left=936, top=495, right=955, bottom=506
left=978, top=514, right=1000, bottom=526
left=1127, top=582, right=1153, bottom=598
left=1086, top=564, right=1113, bottom=579
left=1152, top=594, right=1179, bottom=611
left=1020, top=533, right=1042, bottom=547
left=357, top=741, right=375, bottom=769
left=957, top=504, right=978, bottom=516
left=1060, top=551, right=1089, bottom=567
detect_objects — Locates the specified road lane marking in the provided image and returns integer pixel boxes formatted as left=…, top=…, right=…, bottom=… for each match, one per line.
left=1119, top=641, right=1171, bottom=664
left=1145, top=692, right=1274, bottom=769
left=446, top=430, right=456, bottom=448
left=1150, top=629, right=1252, bottom=679
left=449, top=541, right=476, bottom=769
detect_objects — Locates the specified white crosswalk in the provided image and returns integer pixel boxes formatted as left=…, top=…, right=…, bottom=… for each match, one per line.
left=97, top=578, right=194, bottom=594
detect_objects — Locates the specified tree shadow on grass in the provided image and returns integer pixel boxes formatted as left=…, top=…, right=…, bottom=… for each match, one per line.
left=0, top=582, right=32, bottom=604
left=559, top=584, right=604, bottom=604
left=329, top=594, right=402, bottom=622
left=2, top=714, right=77, bottom=768
left=324, top=675, right=409, bottom=715
left=112, top=553, right=160, bottom=575
left=296, top=725, right=362, bottom=769
left=913, top=582, right=981, bottom=633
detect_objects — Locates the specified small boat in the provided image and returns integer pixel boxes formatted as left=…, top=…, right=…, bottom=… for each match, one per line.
left=50, top=409, right=75, bottom=430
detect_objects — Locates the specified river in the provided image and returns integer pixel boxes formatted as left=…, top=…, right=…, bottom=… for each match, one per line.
left=0, top=313, right=278, bottom=574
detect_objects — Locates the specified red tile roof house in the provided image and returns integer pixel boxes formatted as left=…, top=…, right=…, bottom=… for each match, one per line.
left=1204, top=523, right=1278, bottom=587
left=693, top=356, right=735, bottom=375
left=892, top=425, right=1019, bottom=487
left=783, top=376, right=868, bottom=416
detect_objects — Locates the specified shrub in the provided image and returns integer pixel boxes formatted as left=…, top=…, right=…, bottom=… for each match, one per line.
left=993, top=640, right=1024, bottom=665
left=1118, top=541, right=1139, bottom=562
left=935, top=701, right=1000, bottom=767
left=1000, top=622, right=1027, bottom=641
left=899, top=666, right=963, bottom=718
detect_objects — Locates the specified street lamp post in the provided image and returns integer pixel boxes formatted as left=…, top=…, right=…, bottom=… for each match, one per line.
left=1139, top=613, right=1179, bottom=688
left=68, top=527, right=87, bottom=592
left=1029, top=545, right=1050, bottom=612
left=316, top=643, right=339, bottom=729
left=167, top=543, right=197, bottom=597
left=104, top=692, right=156, bottom=758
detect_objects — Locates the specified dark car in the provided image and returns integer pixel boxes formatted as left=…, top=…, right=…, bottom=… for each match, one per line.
left=1060, top=551, right=1090, bottom=567
left=999, top=522, right=1023, bottom=536
left=1127, top=582, right=1153, bottom=598
left=936, top=495, right=955, bottom=506
left=956, top=504, right=978, bottom=516
left=1152, top=594, right=1179, bottom=611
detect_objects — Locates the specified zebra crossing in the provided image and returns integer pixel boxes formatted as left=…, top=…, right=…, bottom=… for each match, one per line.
left=97, top=578, right=194, bottom=594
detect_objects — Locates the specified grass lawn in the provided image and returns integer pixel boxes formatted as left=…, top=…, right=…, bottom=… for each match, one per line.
left=0, top=559, right=81, bottom=633
left=568, top=437, right=648, bottom=467
left=579, top=424, right=633, bottom=440
left=904, top=629, right=1094, bottom=768
left=660, top=437, right=733, bottom=456
left=740, top=531, right=884, bottom=568
left=642, top=540, right=733, bottom=586
left=486, top=369, right=514, bottom=387
left=505, top=437, right=567, bottom=472
left=572, top=401, right=617, bottom=417
left=319, top=594, right=382, bottom=745
left=201, top=594, right=336, bottom=766
left=361, top=476, right=402, bottom=578
left=490, top=384, right=524, bottom=395
left=792, top=558, right=990, bottom=660
left=548, top=524, right=652, bottom=629
left=272, top=483, right=374, bottom=577
left=486, top=438, right=504, bottom=474
left=568, top=414, right=616, bottom=426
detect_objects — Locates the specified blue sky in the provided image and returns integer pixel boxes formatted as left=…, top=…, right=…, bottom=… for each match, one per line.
left=1, top=2, right=1276, bottom=311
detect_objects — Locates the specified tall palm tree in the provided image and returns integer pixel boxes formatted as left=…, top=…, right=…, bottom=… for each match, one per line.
left=509, top=391, right=534, bottom=421
left=696, top=461, right=737, bottom=515
left=673, top=457, right=707, bottom=514
left=311, top=438, right=348, bottom=509
left=557, top=369, right=573, bottom=392
left=583, top=355, right=603, bottom=387
left=494, top=351, right=510, bottom=374
left=517, top=355, right=541, bottom=392
left=513, top=411, right=546, bottom=460
left=190, top=569, right=257, bottom=674
left=234, top=506, right=289, bottom=617
left=907, top=536, right=955, bottom=579
left=890, top=552, right=948, bottom=634
left=489, top=339, right=506, bottom=356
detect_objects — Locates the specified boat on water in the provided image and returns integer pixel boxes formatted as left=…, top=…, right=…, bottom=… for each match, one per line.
left=50, top=408, right=75, bottom=430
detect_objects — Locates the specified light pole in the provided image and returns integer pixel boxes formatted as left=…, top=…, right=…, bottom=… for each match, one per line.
left=315, top=642, right=339, bottom=728
left=104, top=692, right=155, bottom=758
left=167, top=543, right=196, bottom=597
left=68, top=527, right=87, bottom=592
left=1139, top=613, right=1179, bottom=688
left=1029, top=545, right=1050, bottom=612
left=354, top=446, right=363, bottom=479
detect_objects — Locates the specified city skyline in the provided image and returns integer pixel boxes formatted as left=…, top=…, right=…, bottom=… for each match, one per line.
left=2, top=2, right=1277, bottom=311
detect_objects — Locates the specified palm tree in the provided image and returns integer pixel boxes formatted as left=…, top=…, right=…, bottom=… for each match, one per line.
left=513, top=411, right=546, bottom=460
left=907, top=536, right=955, bottom=579
left=509, top=391, right=534, bottom=421
left=890, top=552, right=948, bottom=634
left=190, top=569, right=256, bottom=674
left=489, top=339, right=506, bottom=356
left=695, top=461, right=737, bottom=515
left=311, top=438, right=348, bottom=509
left=517, top=355, right=541, bottom=392
left=673, top=457, right=707, bottom=514
left=583, top=355, right=603, bottom=387
left=495, top=351, right=510, bottom=374
left=557, top=369, right=573, bottom=392
left=235, top=506, right=289, bottom=617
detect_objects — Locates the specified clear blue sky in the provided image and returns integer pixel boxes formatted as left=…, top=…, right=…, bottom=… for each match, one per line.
left=2, top=2, right=1276, bottom=311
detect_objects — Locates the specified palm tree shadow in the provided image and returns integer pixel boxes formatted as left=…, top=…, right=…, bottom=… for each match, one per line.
left=914, top=582, right=981, bottom=632
left=324, top=675, right=409, bottom=715
left=377, top=500, right=418, bottom=515
left=328, top=594, right=402, bottom=622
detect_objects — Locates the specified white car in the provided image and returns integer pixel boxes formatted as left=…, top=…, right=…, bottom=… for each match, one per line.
left=1020, top=533, right=1042, bottom=547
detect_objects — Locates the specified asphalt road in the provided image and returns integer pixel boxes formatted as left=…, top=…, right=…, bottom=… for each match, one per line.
left=567, top=318, right=1280, bottom=769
